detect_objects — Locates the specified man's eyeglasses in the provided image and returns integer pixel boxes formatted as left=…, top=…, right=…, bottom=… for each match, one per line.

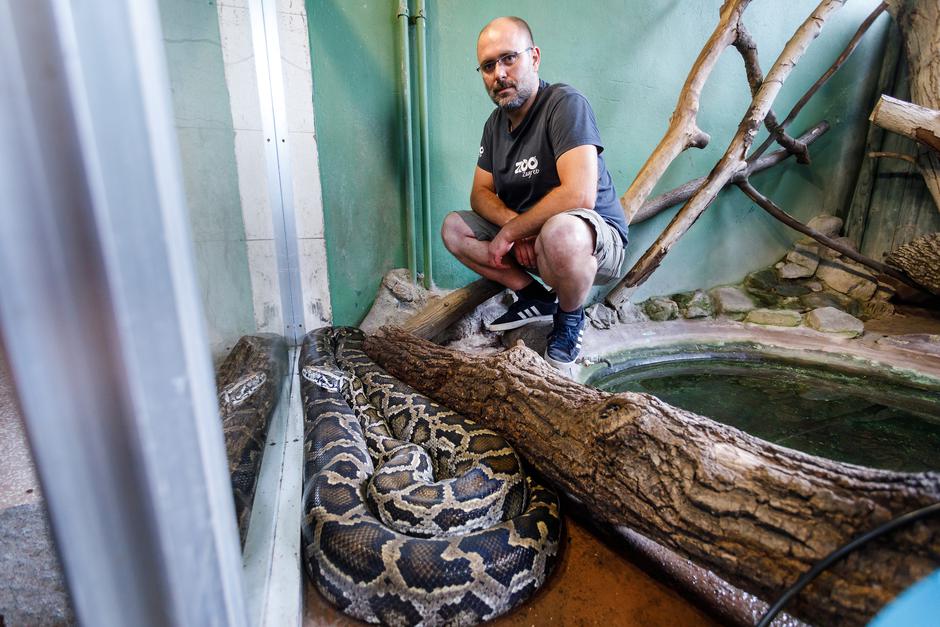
left=476, top=47, right=534, bottom=74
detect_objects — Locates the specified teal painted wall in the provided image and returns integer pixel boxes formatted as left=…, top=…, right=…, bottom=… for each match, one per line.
left=309, top=1, right=889, bottom=324
left=159, top=0, right=256, bottom=358
left=307, top=1, right=409, bottom=326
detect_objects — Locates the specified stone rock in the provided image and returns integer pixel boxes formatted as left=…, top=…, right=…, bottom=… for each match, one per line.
left=806, top=280, right=824, bottom=293
left=776, top=261, right=815, bottom=279
left=440, top=291, right=511, bottom=344
left=502, top=321, right=551, bottom=353
left=675, top=290, right=713, bottom=318
left=804, top=307, right=864, bottom=338
left=872, top=281, right=896, bottom=302
left=744, top=268, right=813, bottom=308
left=816, top=258, right=877, bottom=301
left=360, top=268, right=434, bottom=333
left=799, top=290, right=853, bottom=311
left=744, top=308, right=803, bottom=327
left=786, top=241, right=821, bottom=274
left=644, top=297, right=679, bottom=321
left=709, top=286, right=755, bottom=320
left=777, top=296, right=804, bottom=310
left=818, top=236, right=859, bottom=261
left=616, top=301, right=648, bottom=324
left=805, top=215, right=843, bottom=239
left=586, top=303, right=618, bottom=329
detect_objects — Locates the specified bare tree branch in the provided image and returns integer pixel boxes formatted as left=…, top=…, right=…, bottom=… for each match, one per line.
left=868, top=150, right=918, bottom=166
left=633, top=121, right=829, bottom=225
left=748, top=2, right=888, bottom=161
left=607, top=0, right=849, bottom=309
left=618, top=0, right=752, bottom=224
left=733, top=24, right=810, bottom=163
left=736, top=180, right=928, bottom=292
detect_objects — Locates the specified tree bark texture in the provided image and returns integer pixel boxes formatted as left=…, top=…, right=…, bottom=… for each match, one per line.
left=607, top=0, right=848, bottom=309
left=618, top=0, right=751, bottom=225
left=363, top=327, right=940, bottom=627
left=879, top=1, right=940, bottom=214
left=886, top=0, right=939, bottom=111
left=885, top=232, right=940, bottom=295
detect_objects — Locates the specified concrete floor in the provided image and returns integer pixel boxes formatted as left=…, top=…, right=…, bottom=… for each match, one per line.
left=0, top=347, right=75, bottom=626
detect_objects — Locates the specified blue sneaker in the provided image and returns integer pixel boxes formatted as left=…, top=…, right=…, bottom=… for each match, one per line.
left=485, top=296, right=557, bottom=332
left=544, top=308, right=585, bottom=368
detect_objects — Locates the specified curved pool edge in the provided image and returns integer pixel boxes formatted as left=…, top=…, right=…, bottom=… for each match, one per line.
left=573, top=319, right=940, bottom=387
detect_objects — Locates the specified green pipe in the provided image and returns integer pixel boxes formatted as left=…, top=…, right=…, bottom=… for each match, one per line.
left=397, top=0, right=417, bottom=284
left=415, top=0, right=433, bottom=288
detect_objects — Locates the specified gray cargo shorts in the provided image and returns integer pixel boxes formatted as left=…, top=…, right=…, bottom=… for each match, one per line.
left=456, top=208, right=626, bottom=284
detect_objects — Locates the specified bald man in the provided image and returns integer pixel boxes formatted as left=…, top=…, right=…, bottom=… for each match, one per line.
left=441, top=16, right=628, bottom=368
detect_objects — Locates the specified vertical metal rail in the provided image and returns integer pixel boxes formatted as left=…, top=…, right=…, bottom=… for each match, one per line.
left=249, top=0, right=307, bottom=346
left=0, top=0, right=247, bottom=625
left=398, top=0, right=419, bottom=284
left=415, top=0, right=434, bottom=288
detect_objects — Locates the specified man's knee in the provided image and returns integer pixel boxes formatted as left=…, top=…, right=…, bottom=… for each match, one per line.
left=441, top=212, right=467, bottom=252
left=537, top=212, right=595, bottom=258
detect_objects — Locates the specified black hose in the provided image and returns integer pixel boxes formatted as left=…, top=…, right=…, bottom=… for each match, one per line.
left=756, top=501, right=940, bottom=627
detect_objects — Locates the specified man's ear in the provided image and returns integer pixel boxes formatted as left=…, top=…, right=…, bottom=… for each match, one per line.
left=530, top=46, right=541, bottom=71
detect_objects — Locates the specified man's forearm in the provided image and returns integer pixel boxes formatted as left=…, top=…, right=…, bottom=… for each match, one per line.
left=498, top=185, right=594, bottom=241
left=470, top=187, right=518, bottom=227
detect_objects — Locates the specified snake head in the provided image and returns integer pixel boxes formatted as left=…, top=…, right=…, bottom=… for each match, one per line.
left=302, top=364, right=348, bottom=393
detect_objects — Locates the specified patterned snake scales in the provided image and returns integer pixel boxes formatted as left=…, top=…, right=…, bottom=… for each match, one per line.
left=300, top=326, right=561, bottom=626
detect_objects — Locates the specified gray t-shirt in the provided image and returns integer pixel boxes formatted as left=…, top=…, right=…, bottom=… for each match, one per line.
left=477, top=80, right=627, bottom=244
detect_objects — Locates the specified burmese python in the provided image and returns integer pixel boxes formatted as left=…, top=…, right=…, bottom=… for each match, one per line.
left=216, top=334, right=287, bottom=544
left=300, top=326, right=561, bottom=626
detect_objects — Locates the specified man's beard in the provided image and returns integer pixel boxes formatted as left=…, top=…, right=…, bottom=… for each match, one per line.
left=489, top=79, right=534, bottom=111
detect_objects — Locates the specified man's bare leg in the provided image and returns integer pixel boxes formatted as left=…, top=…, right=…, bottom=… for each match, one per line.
left=534, top=213, right=597, bottom=310
left=441, top=212, right=534, bottom=290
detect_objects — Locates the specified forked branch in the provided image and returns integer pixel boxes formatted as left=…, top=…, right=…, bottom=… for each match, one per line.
left=618, top=0, right=752, bottom=224
left=607, top=0, right=849, bottom=309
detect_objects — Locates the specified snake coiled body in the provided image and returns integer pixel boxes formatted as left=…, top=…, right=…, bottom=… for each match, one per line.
left=300, top=327, right=561, bottom=626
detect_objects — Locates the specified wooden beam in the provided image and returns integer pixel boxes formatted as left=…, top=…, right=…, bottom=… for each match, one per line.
left=870, top=95, right=940, bottom=153
left=401, top=278, right=502, bottom=341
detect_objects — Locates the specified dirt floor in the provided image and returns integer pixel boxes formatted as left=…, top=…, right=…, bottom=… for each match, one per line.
left=302, top=512, right=720, bottom=627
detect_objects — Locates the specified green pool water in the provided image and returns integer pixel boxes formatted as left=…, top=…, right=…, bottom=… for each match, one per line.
left=592, top=357, right=940, bottom=473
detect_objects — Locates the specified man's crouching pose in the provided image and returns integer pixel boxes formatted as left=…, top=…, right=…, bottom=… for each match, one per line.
left=441, top=16, right=628, bottom=368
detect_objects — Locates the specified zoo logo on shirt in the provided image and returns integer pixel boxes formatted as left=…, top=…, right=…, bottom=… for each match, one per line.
left=514, top=155, right=539, bottom=178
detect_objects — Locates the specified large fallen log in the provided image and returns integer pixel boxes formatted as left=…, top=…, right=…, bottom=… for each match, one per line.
left=363, top=327, right=940, bottom=627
